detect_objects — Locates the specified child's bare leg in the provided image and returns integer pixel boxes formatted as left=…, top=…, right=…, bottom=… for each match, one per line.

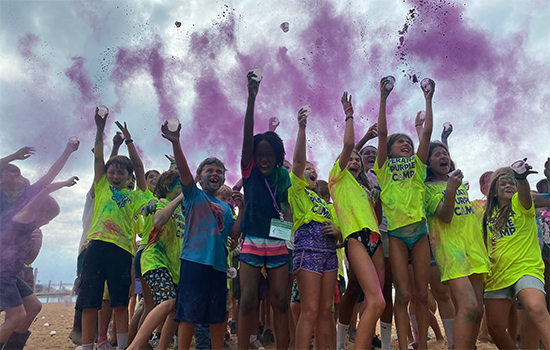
left=82, top=308, right=99, bottom=345
left=295, top=269, right=322, bottom=350
left=237, top=263, right=261, bottom=350
left=14, top=293, right=41, bottom=333
left=210, top=322, right=226, bottom=350
left=178, top=321, right=194, bottom=350
left=0, top=305, right=26, bottom=343
left=128, top=299, right=175, bottom=350
left=288, top=273, right=296, bottom=349
left=389, top=237, right=412, bottom=350
left=485, top=298, right=516, bottom=349
left=518, top=288, right=550, bottom=348
left=98, top=299, right=112, bottom=344
left=447, top=275, right=484, bottom=349
left=113, top=305, right=129, bottom=347
left=347, top=240, right=385, bottom=350
left=410, top=236, right=430, bottom=350
left=158, top=311, right=178, bottom=350
left=128, top=299, right=144, bottom=343
left=266, top=265, right=289, bottom=350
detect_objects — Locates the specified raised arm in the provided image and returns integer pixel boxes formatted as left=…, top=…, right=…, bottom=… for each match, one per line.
left=417, top=79, right=435, bottom=163
left=441, top=123, right=453, bottom=148
left=0, top=146, right=35, bottom=168
left=161, top=122, right=193, bottom=187
left=354, top=123, right=378, bottom=152
left=435, top=171, right=463, bottom=224
left=110, top=132, right=124, bottom=159
left=241, top=71, right=260, bottom=168
left=338, top=92, right=356, bottom=170
left=153, top=193, right=184, bottom=228
left=33, top=140, right=79, bottom=190
left=115, top=121, right=146, bottom=192
left=513, top=160, right=538, bottom=210
left=291, top=108, right=308, bottom=177
left=414, top=111, right=425, bottom=142
left=94, top=108, right=107, bottom=183
left=377, top=78, right=392, bottom=168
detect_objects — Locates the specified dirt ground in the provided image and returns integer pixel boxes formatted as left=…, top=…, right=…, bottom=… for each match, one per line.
left=11, top=302, right=499, bottom=350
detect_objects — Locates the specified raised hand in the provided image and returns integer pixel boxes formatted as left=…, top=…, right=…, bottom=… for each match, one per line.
left=95, top=107, right=108, bottom=130
left=441, top=123, right=453, bottom=140
left=365, top=123, right=378, bottom=140
left=341, top=91, right=353, bottom=116
left=447, top=169, right=463, bottom=193
left=115, top=121, right=132, bottom=141
left=380, top=77, right=393, bottom=100
left=232, top=191, right=244, bottom=210
left=65, top=139, right=80, bottom=153
left=247, top=70, right=260, bottom=98
left=268, top=117, right=280, bottom=132
left=161, top=121, right=181, bottom=144
left=63, top=176, right=79, bottom=187
left=113, top=131, right=124, bottom=147
left=14, top=146, right=35, bottom=160
left=297, top=108, right=308, bottom=129
left=422, top=78, right=436, bottom=100
left=511, top=158, right=538, bottom=180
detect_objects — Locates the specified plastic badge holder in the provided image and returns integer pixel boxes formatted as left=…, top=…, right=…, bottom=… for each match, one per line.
left=280, top=22, right=289, bottom=32
left=166, top=117, right=180, bottom=132
left=511, top=159, right=527, bottom=174
left=383, top=76, right=396, bottom=90
left=249, top=68, right=263, bottom=82
left=443, top=122, right=452, bottom=131
left=97, top=105, right=109, bottom=117
left=421, top=78, right=432, bottom=92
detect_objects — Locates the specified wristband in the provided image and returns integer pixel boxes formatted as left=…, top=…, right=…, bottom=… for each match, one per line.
left=345, top=116, right=354, bottom=121
left=415, top=124, right=423, bottom=127
left=125, top=139, right=134, bottom=144
left=344, top=106, right=353, bottom=113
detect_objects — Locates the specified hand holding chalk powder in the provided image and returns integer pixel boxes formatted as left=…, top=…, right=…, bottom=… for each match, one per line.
left=95, top=106, right=108, bottom=130
left=383, top=75, right=396, bottom=91
left=447, top=169, right=463, bottom=192
left=421, top=78, right=435, bottom=100
left=175, top=21, right=181, bottom=28
left=247, top=68, right=262, bottom=97
left=442, top=122, right=453, bottom=139
left=13, top=146, right=35, bottom=160
left=166, top=117, right=180, bottom=132
left=511, top=158, right=538, bottom=180
left=365, top=123, right=378, bottom=140
left=379, top=77, right=393, bottom=100
left=280, top=22, right=289, bottom=32
left=65, top=137, right=80, bottom=153
left=63, top=176, right=79, bottom=187
left=161, top=119, right=181, bottom=144
left=227, top=267, right=237, bottom=279
left=268, top=117, right=280, bottom=132
left=97, top=105, right=109, bottom=117
left=113, top=131, right=124, bottom=147
left=297, top=106, right=309, bottom=129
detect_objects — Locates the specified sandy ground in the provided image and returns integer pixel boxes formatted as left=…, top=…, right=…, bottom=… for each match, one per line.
left=8, top=302, right=499, bottom=350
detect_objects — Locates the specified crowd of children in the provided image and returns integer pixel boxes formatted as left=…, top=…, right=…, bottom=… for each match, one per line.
left=0, top=71, right=549, bottom=350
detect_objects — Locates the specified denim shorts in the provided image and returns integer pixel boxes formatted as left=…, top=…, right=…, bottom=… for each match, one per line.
left=484, top=275, right=545, bottom=301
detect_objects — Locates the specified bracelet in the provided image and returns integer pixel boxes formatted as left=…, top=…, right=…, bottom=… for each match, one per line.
left=125, top=139, right=133, bottom=144
left=345, top=116, right=354, bottom=121
left=344, top=106, right=353, bottom=113
left=415, top=123, right=423, bottom=127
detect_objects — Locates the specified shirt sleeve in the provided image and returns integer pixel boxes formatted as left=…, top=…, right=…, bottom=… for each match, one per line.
left=289, top=172, right=307, bottom=198
left=512, top=192, right=535, bottom=217
left=242, top=159, right=254, bottom=179
left=425, top=183, right=444, bottom=217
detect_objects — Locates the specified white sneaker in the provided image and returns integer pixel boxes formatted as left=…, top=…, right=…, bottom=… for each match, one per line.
left=249, top=339, right=265, bottom=349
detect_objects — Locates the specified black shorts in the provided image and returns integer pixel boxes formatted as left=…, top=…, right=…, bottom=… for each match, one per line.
left=75, top=240, right=132, bottom=310
left=134, top=247, right=144, bottom=278
left=344, top=229, right=381, bottom=259
left=174, top=260, right=227, bottom=324
left=0, top=274, right=34, bottom=311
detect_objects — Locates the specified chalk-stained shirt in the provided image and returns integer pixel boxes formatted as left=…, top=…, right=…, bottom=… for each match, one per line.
left=289, top=172, right=333, bottom=232
left=374, top=154, right=427, bottom=231
left=425, top=181, right=489, bottom=282
left=141, top=199, right=184, bottom=283
left=138, top=188, right=156, bottom=248
left=328, top=162, right=379, bottom=240
left=485, top=193, right=544, bottom=291
left=181, top=180, right=235, bottom=273
left=87, top=175, right=152, bottom=256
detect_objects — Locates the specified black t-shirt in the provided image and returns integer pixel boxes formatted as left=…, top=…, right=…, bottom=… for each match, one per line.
left=239, top=160, right=291, bottom=239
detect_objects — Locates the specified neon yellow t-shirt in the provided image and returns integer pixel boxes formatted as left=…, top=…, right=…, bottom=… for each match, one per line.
left=289, top=172, right=333, bottom=232
left=141, top=199, right=185, bottom=283
left=374, top=154, right=427, bottom=231
left=425, top=181, right=490, bottom=282
left=87, top=175, right=152, bottom=255
left=328, top=203, right=345, bottom=278
left=471, top=199, right=486, bottom=225
left=138, top=189, right=156, bottom=247
left=485, top=193, right=544, bottom=291
left=328, top=162, right=379, bottom=240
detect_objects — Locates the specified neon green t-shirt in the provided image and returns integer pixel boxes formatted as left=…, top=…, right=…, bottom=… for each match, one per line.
left=328, top=162, right=379, bottom=240
left=485, top=193, right=544, bottom=291
left=141, top=199, right=185, bottom=283
left=374, top=154, right=427, bottom=231
left=138, top=189, right=156, bottom=247
left=88, top=175, right=152, bottom=255
left=425, top=181, right=490, bottom=282
left=289, top=172, right=333, bottom=232
left=328, top=203, right=345, bottom=278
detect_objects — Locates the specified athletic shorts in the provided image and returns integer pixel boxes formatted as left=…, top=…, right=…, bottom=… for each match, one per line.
left=75, top=240, right=132, bottom=310
left=239, top=235, right=289, bottom=269
left=387, top=220, right=428, bottom=251
left=0, top=274, right=34, bottom=311
left=344, top=229, right=381, bottom=258
left=293, top=249, right=338, bottom=275
left=484, top=275, right=545, bottom=301
left=143, top=267, right=177, bottom=305
left=175, top=260, right=227, bottom=324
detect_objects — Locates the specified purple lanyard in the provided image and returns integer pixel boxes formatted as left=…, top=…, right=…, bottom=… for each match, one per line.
left=264, top=178, right=283, bottom=220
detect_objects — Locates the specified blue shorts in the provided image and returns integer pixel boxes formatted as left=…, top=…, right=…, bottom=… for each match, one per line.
left=388, top=220, right=428, bottom=251
left=174, top=260, right=227, bottom=324
left=0, top=274, right=34, bottom=311
left=484, top=275, right=545, bottom=301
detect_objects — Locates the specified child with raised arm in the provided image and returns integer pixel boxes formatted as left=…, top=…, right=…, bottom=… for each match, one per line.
left=160, top=121, right=243, bottom=350
left=77, top=109, right=154, bottom=350
left=424, top=142, right=489, bottom=349
left=483, top=164, right=550, bottom=350
left=289, top=107, right=340, bottom=350
left=238, top=70, right=292, bottom=350
left=0, top=176, right=78, bottom=349
left=374, top=77, right=434, bottom=350
left=329, top=92, right=385, bottom=350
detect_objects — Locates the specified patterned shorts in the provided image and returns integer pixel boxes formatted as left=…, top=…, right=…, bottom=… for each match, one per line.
left=240, top=235, right=289, bottom=269
left=143, top=267, right=177, bottom=306
left=293, top=249, right=338, bottom=275
left=344, top=229, right=381, bottom=258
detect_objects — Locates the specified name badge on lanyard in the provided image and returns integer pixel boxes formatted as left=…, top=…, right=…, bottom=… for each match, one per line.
left=264, top=178, right=292, bottom=241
